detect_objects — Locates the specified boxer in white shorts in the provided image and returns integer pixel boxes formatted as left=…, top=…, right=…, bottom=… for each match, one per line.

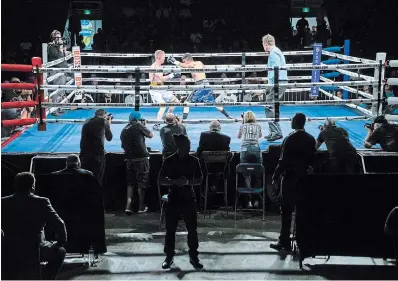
left=149, top=50, right=180, bottom=131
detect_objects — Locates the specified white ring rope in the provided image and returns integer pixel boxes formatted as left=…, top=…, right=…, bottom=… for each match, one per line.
left=81, top=76, right=312, bottom=83
left=320, top=76, right=373, bottom=99
left=319, top=88, right=372, bottom=116
left=43, top=115, right=370, bottom=124
left=387, top=78, right=398, bottom=86
left=42, top=99, right=375, bottom=108
left=39, top=63, right=380, bottom=74
left=46, top=90, right=77, bottom=115
left=48, top=78, right=75, bottom=99
left=334, top=69, right=374, bottom=81
left=387, top=60, right=398, bottom=68
left=322, top=50, right=377, bottom=64
left=43, top=54, right=73, bottom=68
left=387, top=97, right=398, bottom=105
left=47, top=72, right=66, bottom=83
left=80, top=50, right=314, bottom=58
left=41, top=80, right=380, bottom=91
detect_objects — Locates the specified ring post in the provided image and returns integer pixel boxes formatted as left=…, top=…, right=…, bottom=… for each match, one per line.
left=343, top=40, right=350, bottom=99
left=274, top=66, right=280, bottom=122
left=372, top=52, right=386, bottom=116
left=134, top=68, right=140, bottom=112
left=32, top=57, right=46, bottom=131
left=42, top=43, right=48, bottom=101
left=241, top=52, right=246, bottom=102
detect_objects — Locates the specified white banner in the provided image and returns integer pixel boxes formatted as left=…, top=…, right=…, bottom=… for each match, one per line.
left=72, top=46, right=82, bottom=86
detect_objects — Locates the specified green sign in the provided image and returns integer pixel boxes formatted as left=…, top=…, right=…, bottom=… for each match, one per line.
left=84, top=9, right=91, bottom=15
left=302, top=7, right=310, bottom=13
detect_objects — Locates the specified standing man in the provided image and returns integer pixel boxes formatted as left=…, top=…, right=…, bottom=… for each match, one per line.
left=149, top=50, right=181, bottom=131
left=80, top=109, right=113, bottom=186
left=160, top=113, right=187, bottom=158
left=159, top=134, right=203, bottom=270
left=262, top=34, right=288, bottom=141
left=2, top=172, right=67, bottom=280
left=168, top=53, right=234, bottom=120
left=120, top=112, right=153, bottom=215
left=296, top=15, right=309, bottom=48
left=270, top=113, right=316, bottom=251
left=316, top=119, right=357, bottom=173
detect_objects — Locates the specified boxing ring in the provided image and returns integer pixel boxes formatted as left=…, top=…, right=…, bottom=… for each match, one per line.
left=2, top=42, right=398, bottom=153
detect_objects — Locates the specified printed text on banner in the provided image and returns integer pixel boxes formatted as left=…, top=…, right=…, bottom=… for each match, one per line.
left=311, top=43, right=323, bottom=97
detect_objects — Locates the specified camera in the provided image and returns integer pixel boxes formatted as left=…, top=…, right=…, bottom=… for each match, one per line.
left=318, top=125, right=324, bottom=131
left=364, top=123, right=374, bottom=130
left=140, top=118, right=146, bottom=125
left=105, top=113, right=114, bottom=121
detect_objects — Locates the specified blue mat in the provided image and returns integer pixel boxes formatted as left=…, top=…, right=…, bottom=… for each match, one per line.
left=2, top=105, right=374, bottom=153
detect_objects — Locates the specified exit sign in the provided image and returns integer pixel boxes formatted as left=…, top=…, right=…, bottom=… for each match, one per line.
left=302, top=7, right=310, bottom=13
left=84, top=9, right=91, bottom=15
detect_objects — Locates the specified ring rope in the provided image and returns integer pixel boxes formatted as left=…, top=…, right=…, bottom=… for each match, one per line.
left=48, top=78, right=75, bottom=99
left=79, top=50, right=314, bottom=58
left=43, top=54, right=73, bottom=68
left=322, top=50, right=377, bottom=64
left=41, top=99, right=375, bottom=108
left=47, top=72, right=66, bottom=83
left=43, top=115, right=370, bottom=125
left=319, top=76, right=373, bottom=99
left=40, top=80, right=380, bottom=91
left=38, top=63, right=380, bottom=74
left=334, top=69, right=374, bottom=81
left=319, top=88, right=372, bottom=116
left=81, top=76, right=313, bottom=83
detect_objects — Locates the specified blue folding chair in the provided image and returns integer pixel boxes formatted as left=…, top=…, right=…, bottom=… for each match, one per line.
left=234, top=163, right=266, bottom=220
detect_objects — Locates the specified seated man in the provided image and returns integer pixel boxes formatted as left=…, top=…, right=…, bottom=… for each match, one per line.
left=160, top=113, right=187, bottom=158
left=52, top=154, right=93, bottom=176
left=316, top=119, right=357, bottom=173
left=197, top=120, right=231, bottom=158
left=1, top=172, right=67, bottom=280
left=364, top=115, right=398, bottom=152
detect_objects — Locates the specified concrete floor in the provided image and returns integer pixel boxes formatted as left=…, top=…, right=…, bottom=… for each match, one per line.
left=60, top=211, right=398, bottom=280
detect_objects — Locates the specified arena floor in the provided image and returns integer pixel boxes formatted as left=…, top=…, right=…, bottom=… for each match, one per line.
left=3, top=105, right=375, bottom=153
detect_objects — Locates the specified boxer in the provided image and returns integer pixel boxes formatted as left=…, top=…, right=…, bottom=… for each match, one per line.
left=149, top=50, right=180, bottom=131
left=168, top=53, right=235, bottom=120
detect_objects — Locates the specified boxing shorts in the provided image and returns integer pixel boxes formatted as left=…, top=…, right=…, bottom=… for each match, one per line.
left=149, top=82, right=177, bottom=103
left=186, top=79, right=215, bottom=103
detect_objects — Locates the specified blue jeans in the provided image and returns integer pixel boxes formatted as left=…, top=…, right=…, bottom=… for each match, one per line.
left=240, top=143, right=262, bottom=192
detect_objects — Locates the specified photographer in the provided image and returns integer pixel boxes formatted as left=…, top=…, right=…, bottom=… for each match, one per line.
left=80, top=109, right=113, bottom=186
left=120, top=112, right=153, bottom=215
left=160, top=113, right=187, bottom=158
left=316, top=119, right=357, bottom=173
left=364, top=115, right=398, bottom=152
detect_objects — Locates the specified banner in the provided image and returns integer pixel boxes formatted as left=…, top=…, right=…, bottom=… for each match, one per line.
left=311, top=43, right=322, bottom=97
left=72, top=46, right=82, bottom=86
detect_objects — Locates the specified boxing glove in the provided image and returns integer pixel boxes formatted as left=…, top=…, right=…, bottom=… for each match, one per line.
left=167, top=73, right=181, bottom=79
left=167, top=56, right=180, bottom=66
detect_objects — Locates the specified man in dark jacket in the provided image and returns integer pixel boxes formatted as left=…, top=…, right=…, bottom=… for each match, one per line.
left=159, top=134, right=203, bottom=270
left=364, top=115, right=398, bottom=152
left=80, top=109, right=113, bottom=185
left=196, top=120, right=231, bottom=158
left=52, top=154, right=93, bottom=176
left=160, top=113, right=187, bottom=157
left=316, top=119, right=357, bottom=173
left=1, top=172, right=67, bottom=280
left=271, top=113, right=316, bottom=251
left=120, top=111, right=153, bottom=214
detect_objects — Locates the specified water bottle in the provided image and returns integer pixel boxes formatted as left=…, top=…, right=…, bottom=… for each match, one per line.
left=88, top=246, right=95, bottom=267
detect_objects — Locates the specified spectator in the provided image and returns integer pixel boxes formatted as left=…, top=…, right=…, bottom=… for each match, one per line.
left=197, top=120, right=231, bottom=158
left=238, top=111, right=262, bottom=208
left=158, top=134, right=203, bottom=270
left=270, top=113, right=316, bottom=252
left=296, top=15, right=309, bottom=48
left=160, top=113, right=187, bottom=158
left=52, top=154, right=93, bottom=176
left=364, top=115, right=398, bottom=152
left=1, top=172, right=67, bottom=280
left=179, top=6, right=192, bottom=19
left=262, top=34, right=288, bottom=141
left=190, top=31, right=203, bottom=44
left=384, top=207, right=398, bottom=237
left=316, top=119, right=357, bottom=173
left=80, top=109, right=113, bottom=185
left=19, top=38, right=32, bottom=55
left=69, top=9, right=81, bottom=46
left=120, top=112, right=153, bottom=215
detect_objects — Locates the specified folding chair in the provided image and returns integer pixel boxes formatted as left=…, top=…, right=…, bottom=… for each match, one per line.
left=234, top=163, right=266, bottom=220
left=200, top=151, right=233, bottom=218
left=157, top=172, right=169, bottom=229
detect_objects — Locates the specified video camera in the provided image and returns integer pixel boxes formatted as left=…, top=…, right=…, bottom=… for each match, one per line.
left=364, top=123, right=374, bottom=130
left=105, top=113, right=114, bottom=121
